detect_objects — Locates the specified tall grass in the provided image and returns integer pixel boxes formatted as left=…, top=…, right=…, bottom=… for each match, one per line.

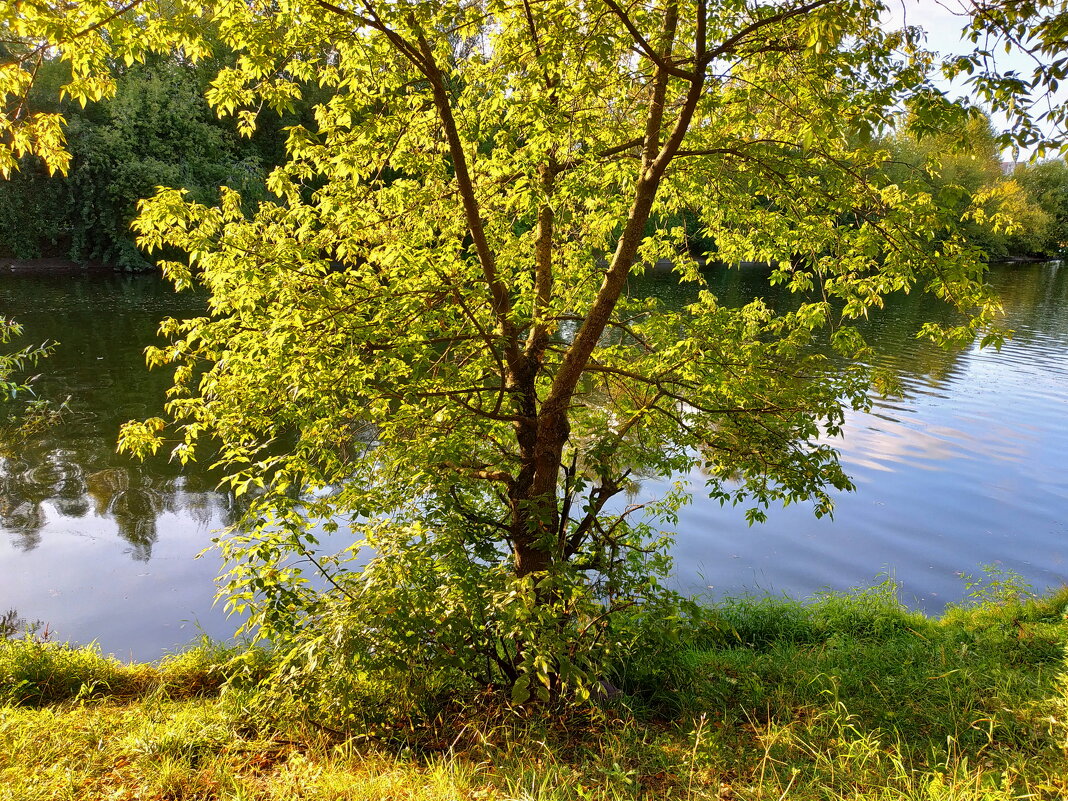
left=0, top=636, right=266, bottom=706
left=1, top=578, right=1066, bottom=799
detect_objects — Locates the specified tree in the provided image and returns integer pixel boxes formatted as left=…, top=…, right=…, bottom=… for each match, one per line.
left=883, top=112, right=1049, bottom=259
left=0, top=52, right=270, bottom=268
left=1011, top=158, right=1068, bottom=256
left=2, top=0, right=1009, bottom=708
left=952, top=0, right=1068, bottom=154
left=61, top=56, right=266, bottom=268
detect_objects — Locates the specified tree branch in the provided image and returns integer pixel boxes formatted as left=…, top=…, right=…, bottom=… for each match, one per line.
left=410, top=25, right=523, bottom=373
left=701, top=0, right=837, bottom=64
left=600, top=0, right=696, bottom=80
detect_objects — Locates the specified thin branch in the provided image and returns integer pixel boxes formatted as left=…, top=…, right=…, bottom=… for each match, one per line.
left=639, top=0, right=679, bottom=174
left=600, top=0, right=696, bottom=80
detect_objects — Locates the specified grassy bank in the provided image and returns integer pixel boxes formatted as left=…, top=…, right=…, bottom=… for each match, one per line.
left=3, top=582, right=1067, bottom=800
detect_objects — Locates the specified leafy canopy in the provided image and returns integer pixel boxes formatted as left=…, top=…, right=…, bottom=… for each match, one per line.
left=0, top=0, right=1016, bottom=705
left=952, top=0, right=1068, bottom=156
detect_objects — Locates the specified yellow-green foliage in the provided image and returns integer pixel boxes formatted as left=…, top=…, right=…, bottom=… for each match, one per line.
left=2, top=588, right=1067, bottom=800
left=0, top=637, right=261, bottom=707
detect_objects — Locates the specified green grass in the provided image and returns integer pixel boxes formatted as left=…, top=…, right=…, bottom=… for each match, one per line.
left=0, top=637, right=266, bottom=706
left=2, top=583, right=1067, bottom=800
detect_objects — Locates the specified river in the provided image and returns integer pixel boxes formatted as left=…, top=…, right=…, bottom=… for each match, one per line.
left=1, top=261, right=1066, bottom=659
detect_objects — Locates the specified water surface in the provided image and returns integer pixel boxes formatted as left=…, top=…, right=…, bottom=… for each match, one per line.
left=641, top=261, right=1068, bottom=608
left=1, top=262, right=1066, bottom=658
left=0, top=272, right=237, bottom=658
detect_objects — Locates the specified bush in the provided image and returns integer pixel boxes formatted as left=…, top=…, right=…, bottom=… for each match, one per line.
left=218, top=512, right=682, bottom=732
left=157, top=639, right=271, bottom=699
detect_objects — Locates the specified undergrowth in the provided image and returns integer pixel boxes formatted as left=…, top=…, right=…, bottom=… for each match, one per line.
left=2, top=577, right=1066, bottom=800
left=0, top=637, right=268, bottom=707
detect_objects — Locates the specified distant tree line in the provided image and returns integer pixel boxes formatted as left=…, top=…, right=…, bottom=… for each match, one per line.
left=882, top=114, right=1068, bottom=261
left=0, top=46, right=307, bottom=270
left=676, top=114, right=1068, bottom=263
left=0, top=51, right=1065, bottom=269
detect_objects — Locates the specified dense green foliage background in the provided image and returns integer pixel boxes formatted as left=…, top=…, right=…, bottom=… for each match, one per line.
left=0, top=52, right=285, bottom=269
left=1, top=53, right=1066, bottom=268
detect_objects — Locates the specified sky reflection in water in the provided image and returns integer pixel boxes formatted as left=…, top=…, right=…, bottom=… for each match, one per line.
left=1, top=262, right=1066, bottom=658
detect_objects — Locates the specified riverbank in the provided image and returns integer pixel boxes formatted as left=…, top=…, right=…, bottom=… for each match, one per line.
left=2, top=583, right=1066, bottom=800
left=0, top=256, right=113, bottom=274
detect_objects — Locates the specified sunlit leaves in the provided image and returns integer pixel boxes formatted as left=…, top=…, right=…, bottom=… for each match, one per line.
left=950, top=0, right=1068, bottom=154
left=5, top=0, right=1025, bottom=699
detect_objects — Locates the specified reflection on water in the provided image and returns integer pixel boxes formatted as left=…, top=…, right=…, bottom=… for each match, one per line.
left=638, top=260, right=1068, bottom=610
left=0, top=453, right=230, bottom=561
left=0, top=275, right=239, bottom=559
left=0, top=272, right=240, bottom=657
left=1, top=263, right=1066, bottom=657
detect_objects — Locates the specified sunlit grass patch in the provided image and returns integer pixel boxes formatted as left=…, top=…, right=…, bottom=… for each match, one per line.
left=0, top=638, right=142, bottom=706
left=1, top=583, right=1066, bottom=800
left=0, top=636, right=265, bottom=707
